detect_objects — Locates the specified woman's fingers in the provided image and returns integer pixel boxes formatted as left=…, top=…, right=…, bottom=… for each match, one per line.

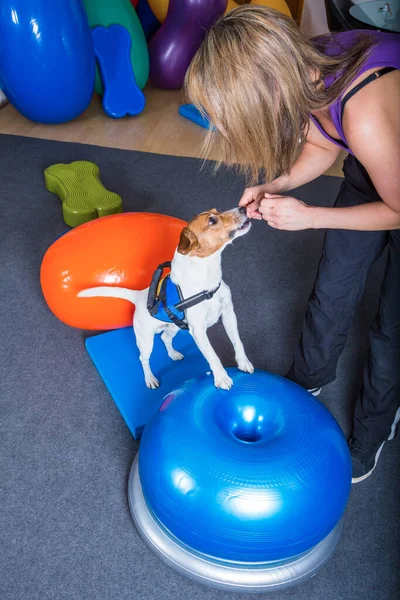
left=238, top=195, right=252, bottom=207
left=258, top=196, right=313, bottom=230
left=263, top=193, right=284, bottom=199
left=259, top=197, right=282, bottom=226
left=258, top=198, right=276, bottom=216
left=239, top=185, right=268, bottom=207
left=239, top=189, right=258, bottom=207
left=246, top=200, right=260, bottom=217
left=239, top=189, right=284, bottom=208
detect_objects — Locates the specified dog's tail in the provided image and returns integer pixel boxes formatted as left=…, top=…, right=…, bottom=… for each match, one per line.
left=78, top=286, right=138, bottom=305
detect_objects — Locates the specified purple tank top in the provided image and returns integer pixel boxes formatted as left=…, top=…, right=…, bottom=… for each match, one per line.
left=310, top=30, right=400, bottom=154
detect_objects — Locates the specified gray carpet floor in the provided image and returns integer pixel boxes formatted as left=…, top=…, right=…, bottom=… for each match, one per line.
left=1, top=134, right=399, bottom=600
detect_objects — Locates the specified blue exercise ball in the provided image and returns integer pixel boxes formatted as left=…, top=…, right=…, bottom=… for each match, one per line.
left=0, top=0, right=95, bottom=124
left=137, top=369, right=351, bottom=564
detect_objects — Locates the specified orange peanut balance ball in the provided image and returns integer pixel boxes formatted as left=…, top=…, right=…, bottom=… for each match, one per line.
left=40, top=212, right=187, bottom=330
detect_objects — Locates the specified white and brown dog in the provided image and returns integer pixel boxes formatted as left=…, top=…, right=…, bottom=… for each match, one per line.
left=78, top=207, right=253, bottom=390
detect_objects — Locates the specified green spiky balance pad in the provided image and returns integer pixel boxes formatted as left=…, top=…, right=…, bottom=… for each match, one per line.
left=44, top=161, right=123, bottom=227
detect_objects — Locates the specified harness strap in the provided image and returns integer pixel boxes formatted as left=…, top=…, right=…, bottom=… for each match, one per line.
left=154, top=274, right=188, bottom=329
left=147, top=261, right=172, bottom=314
left=174, top=282, right=221, bottom=312
left=147, top=261, right=222, bottom=330
left=162, top=302, right=189, bottom=330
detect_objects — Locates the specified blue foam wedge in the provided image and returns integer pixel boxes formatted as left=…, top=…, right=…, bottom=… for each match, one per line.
left=179, top=104, right=214, bottom=130
left=85, top=327, right=209, bottom=439
left=92, top=25, right=146, bottom=119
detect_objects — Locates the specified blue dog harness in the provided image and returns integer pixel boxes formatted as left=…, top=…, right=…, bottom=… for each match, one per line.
left=147, top=262, right=221, bottom=330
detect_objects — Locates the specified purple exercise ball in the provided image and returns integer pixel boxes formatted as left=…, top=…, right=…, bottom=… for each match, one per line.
left=149, top=0, right=227, bottom=90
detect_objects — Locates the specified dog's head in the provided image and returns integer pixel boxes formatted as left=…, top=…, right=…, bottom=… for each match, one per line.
left=177, top=207, right=251, bottom=257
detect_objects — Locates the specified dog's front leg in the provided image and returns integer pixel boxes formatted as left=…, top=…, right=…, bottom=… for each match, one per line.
left=189, top=326, right=233, bottom=390
left=221, top=297, right=254, bottom=374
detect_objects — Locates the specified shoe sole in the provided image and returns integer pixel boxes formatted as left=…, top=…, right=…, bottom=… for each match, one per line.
left=351, top=441, right=386, bottom=484
left=308, top=388, right=322, bottom=397
left=388, top=406, right=400, bottom=441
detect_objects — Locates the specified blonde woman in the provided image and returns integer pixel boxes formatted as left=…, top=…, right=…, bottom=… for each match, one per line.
left=185, top=6, right=400, bottom=483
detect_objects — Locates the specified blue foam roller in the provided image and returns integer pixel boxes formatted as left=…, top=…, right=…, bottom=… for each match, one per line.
left=85, top=327, right=209, bottom=438
left=92, top=24, right=145, bottom=119
left=179, top=104, right=214, bottom=130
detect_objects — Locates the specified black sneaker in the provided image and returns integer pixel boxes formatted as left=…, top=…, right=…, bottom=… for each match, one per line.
left=349, top=437, right=386, bottom=483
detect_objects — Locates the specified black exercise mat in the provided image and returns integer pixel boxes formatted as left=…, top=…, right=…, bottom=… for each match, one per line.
left=0, top=134, right=398, bottom=600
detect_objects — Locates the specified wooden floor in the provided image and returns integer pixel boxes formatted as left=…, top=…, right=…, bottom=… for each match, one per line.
left=0, top=85, right=345, bottom=178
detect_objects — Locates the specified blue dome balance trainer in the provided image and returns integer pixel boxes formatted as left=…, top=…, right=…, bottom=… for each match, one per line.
left=129, top=369, right=352, bottom=593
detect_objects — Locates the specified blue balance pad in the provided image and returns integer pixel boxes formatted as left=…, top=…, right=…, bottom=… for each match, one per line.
left=178, top=104, right=214, bottom=130
left=85, top=327, right=209, bottom=439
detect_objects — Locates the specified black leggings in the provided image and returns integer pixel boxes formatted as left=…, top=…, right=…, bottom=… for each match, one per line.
left=287, top=155, right=400, bottom=445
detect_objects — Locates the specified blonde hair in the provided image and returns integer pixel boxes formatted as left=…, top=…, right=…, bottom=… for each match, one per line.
left=185, top=5, right=375, bottom=183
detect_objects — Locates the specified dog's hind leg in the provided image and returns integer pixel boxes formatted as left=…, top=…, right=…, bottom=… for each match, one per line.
left=161, top=326, right=184, bottom=361
left=134, top=324, right=159, bottom=389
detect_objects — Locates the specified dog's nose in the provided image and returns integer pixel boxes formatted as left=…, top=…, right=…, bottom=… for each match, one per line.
left=238, top=206, right=247, bottom=215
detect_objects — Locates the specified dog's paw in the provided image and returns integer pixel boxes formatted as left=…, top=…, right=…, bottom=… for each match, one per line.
left=169, top=350, right=184, bottom=361
left=214, top=371, right=234, bottom=390
left=237, top=357, right=254, bottom=374
left=145, top=373, right=160, bottom=389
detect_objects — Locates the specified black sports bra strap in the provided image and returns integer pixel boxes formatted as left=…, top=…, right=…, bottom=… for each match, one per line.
left=340, top=67, right=397, bottom=121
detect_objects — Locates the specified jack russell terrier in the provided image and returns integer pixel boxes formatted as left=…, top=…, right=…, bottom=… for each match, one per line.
left=78, top=207, right=254, bottom=390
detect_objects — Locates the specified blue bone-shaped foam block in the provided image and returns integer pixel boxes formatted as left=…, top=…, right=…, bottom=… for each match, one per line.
left=92, top=25, right=146, bottom=119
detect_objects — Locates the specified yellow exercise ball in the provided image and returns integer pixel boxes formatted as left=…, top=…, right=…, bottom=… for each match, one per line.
left=148, top=0, right=231, bottom=22
left=249, top=0, right=291, bottom=17
left=226, top=0, right=291, bottom=17
left=148, top=0, right=291, bottom=24
left=148, top=0, right=169, bottom=23
left=225, top=0, right=239, bottom=12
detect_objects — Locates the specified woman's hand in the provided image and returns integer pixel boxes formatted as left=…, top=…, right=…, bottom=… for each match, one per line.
left=258, top=194, right=315, bottom=230
left=238, top=185, right=269, bottom=219
left=239, top=175, right=290, bottom=219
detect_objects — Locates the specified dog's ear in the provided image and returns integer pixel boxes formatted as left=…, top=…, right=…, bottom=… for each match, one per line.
left=178, top=227, right=199, bottom=255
